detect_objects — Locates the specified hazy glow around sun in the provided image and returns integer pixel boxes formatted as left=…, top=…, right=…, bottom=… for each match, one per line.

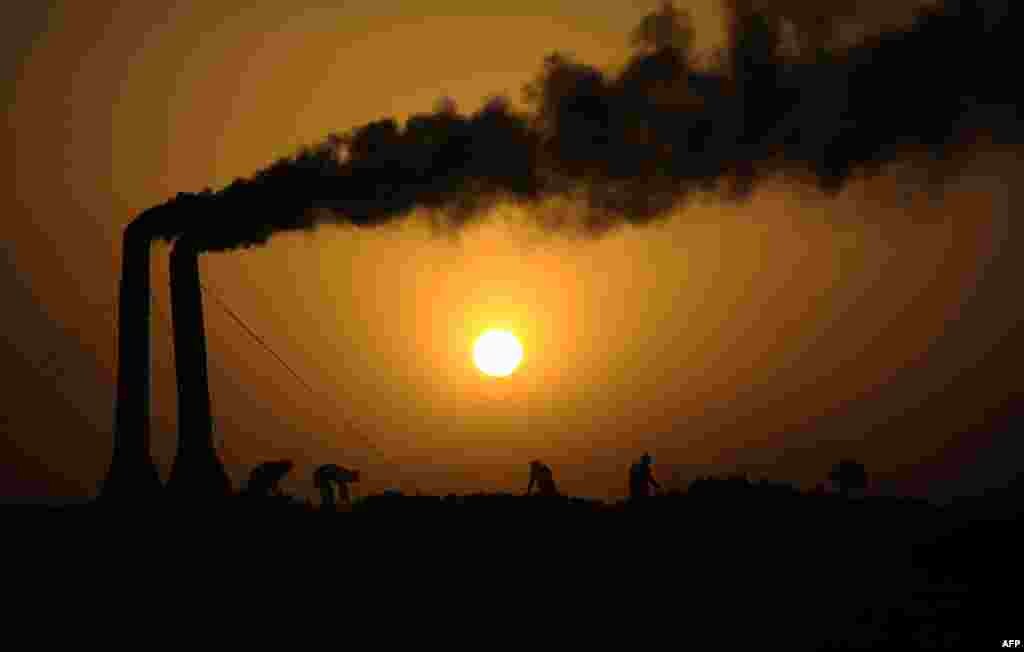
left=473, top=329, right=523, bottom=377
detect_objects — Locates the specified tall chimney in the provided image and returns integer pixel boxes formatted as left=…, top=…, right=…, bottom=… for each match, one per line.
left=100, top=223, right=164, bottom=502
left=166, top=234, right=232, bottom=501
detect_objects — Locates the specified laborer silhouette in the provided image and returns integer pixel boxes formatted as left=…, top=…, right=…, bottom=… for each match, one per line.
left=629, top=453, right=661, bottom=500
left=314, top=464, right=360, bottom=511
left=526, top=460, right=559, bottom=497
left=243, top=460, right=293, bottom=499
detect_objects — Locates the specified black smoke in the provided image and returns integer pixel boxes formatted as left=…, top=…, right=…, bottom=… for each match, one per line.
left=135, top=0, right=1021, bottom=251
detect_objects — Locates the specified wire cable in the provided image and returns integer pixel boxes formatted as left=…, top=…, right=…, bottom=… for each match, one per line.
left=197, top=279, right=388, bottom=462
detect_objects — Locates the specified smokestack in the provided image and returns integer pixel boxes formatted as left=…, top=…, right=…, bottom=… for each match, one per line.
left=166, top=234, right=232, bottom=500
left=101, top=224, right=164, bottom=502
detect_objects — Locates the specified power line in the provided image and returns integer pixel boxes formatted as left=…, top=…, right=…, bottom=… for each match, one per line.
left=200, top=281, right=318, bottom=398
left=197, top=279, right=388, bottom=463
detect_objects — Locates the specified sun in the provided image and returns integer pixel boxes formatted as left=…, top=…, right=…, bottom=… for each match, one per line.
left=473, top=329, right=523, bottom=377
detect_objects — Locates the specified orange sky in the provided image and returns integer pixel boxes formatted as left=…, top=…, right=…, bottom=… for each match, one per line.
left=3, top=1, right=1020, bottom=502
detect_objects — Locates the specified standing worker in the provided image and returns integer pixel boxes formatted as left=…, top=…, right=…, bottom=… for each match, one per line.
left=629, top=453, right=661, bottom=501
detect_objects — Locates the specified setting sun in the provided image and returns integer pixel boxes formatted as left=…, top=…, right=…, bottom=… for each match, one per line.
left=473, top=329, right=524, bottom=377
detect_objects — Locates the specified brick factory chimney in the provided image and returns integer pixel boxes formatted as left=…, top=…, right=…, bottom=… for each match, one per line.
left=100, top=223, right=163, bottom=502
left=165, top=234, right=232, bottom=500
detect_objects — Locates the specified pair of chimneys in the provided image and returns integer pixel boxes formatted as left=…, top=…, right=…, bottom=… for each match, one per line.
left=100, top=224, right=231, bottom=504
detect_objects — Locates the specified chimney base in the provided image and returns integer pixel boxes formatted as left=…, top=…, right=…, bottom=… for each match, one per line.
left=166, top=447, right=233, bottom=501
left=100, top=452, right=163, bottom=504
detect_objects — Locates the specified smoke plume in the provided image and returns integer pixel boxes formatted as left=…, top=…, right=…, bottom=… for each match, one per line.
left=134, top=0, right=1021, bottom=251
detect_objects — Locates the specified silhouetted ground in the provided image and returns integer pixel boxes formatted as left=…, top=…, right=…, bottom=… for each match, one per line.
left=4, top=476, right=1020, bottom=648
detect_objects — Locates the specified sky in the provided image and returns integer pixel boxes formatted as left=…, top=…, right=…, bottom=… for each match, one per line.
left=3, top=0, right=1020, bottom=503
